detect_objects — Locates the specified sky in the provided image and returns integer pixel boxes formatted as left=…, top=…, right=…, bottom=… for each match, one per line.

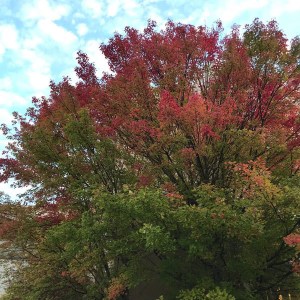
left=0, top=0, right=299, bottom=199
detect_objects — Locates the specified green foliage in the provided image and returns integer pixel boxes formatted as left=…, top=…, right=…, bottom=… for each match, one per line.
left=177, top=286, right=206, bottom=300
left=3, top=185, right=299, bottom=299
left=205, top=288, right=235, bottom=300
left=177, top=287, right=235, bottom=300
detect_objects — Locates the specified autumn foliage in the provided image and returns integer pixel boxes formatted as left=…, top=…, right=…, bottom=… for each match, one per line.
left=0, top=19, right=300, bottom=300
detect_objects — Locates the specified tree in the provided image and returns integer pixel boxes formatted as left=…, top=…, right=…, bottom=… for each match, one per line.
left=0, top=19, right=300, bottom=299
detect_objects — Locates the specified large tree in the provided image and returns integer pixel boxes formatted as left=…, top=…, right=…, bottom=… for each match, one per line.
left=0, top=19, right=300, bottom=300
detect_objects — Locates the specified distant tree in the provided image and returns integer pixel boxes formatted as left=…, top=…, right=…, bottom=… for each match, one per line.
left=0, top=19, right=300, bottom=300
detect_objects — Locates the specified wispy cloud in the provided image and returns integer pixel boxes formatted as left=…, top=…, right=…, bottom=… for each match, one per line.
left=84, top=39, right=110, bottom=75
left=0, top=108, right=14, bottom=124
left=106, top=0, right=122, bottom=17
left=0, top=23, right=19, bottom=57
left=37, top=19, right=77, bottom=46
left=81, top=0, right=104, bottom=18
left=0, top=180, right=30, bottom=200
left=212, top=0, right=269, bottom=24
left=0, top=92, right=27, bottom=107
left=76, top=23, right=89, bottom=36
left=20, top=0, right=70, bottom=22
left=0, top=77, right=12, bottom=90
left=267, top=0, right=300, bottom=17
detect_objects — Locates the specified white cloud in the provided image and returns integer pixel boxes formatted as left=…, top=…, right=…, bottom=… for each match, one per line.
left=143, top=0, right=160, bottom=3
left=71, top=12, right=86, bottom=21
left=105, top=0, right=141, bottom=18
left=59, top=67, right=78, bottom=84
left=22, top=35, right=43, bottom=50
left=215, top=0, right=269, bottom=24
left=21, top=0, right=70, bottom=22
left=285, top=0, right=300, bottom=10
left=27, top=71, right=51, bottom=94
left=0, top=24, right=19, bottom=56
left=16, top=49, right=51, bottom=95
left=0, top=181, right=30, bottom=201
left=1, top=0, right=12, bottom=18
left=37, top=20, right=77, bottom=46
left=83, top=40, right=110, bottom=76
left=0, top=138, right=9, bottom=149
left=0, top=77, right=12, bottom=90
left=267, top=0, right=300, bottom=17
left=107, top=0, right=121, bottom=17
left=19, top=49, right=50, bottom=70
left=76, top=23, right=89, bottom=36
left=0, top=108, right=13, bottom=125
left=124, top=0, right=143, bottom=17
left=145, top=7, right=165, bottom=27
left=0, top=92, right=27, bottom=107
left=82, top=0, right=104, bottom=18
left=198, top=9, right=211, bottom=25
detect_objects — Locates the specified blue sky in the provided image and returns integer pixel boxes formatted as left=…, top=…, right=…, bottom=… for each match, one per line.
left=0, top=0, right=299, bottom=198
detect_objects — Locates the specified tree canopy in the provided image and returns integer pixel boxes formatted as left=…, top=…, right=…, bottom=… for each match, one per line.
left=0, top=18, right=300, bottom=300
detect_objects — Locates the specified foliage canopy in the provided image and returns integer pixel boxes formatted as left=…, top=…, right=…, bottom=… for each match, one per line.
left=0, top=18, right=300, bottom=299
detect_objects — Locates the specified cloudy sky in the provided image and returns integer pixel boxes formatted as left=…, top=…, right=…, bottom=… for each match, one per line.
left=0, top=0, right=299, bottom=198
